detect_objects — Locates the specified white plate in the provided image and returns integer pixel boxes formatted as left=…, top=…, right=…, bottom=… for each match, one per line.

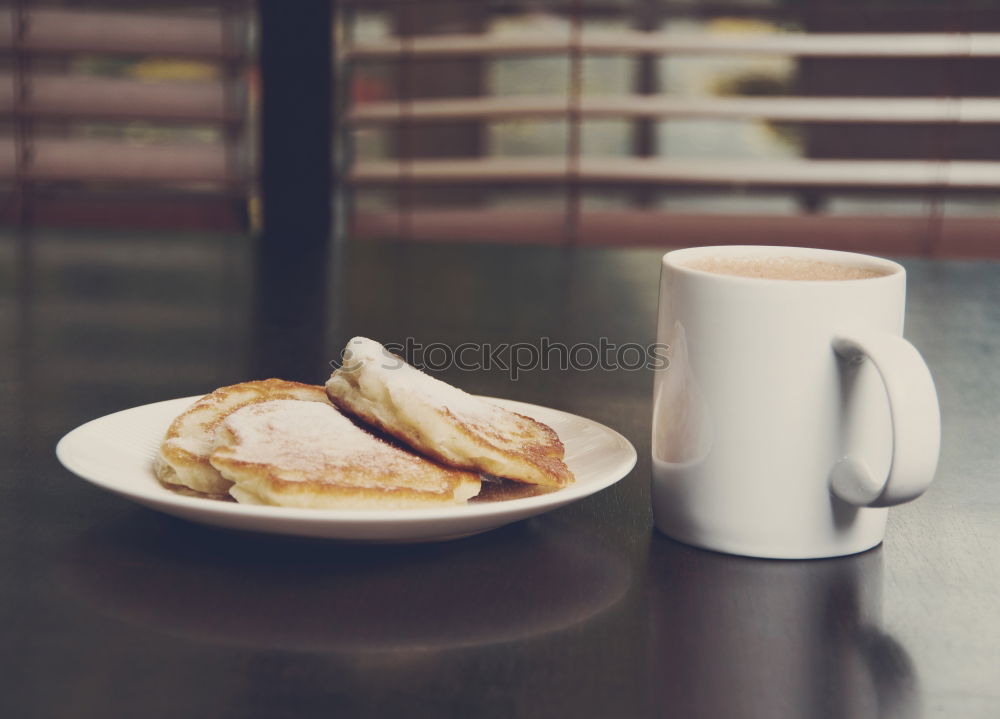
left=56, top=396, right=637, bottom=542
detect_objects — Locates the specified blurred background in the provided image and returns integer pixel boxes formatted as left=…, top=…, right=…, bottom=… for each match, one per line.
left=2, top=0, right=999, bottom=254
left=2, top=0, right=999, bottom=418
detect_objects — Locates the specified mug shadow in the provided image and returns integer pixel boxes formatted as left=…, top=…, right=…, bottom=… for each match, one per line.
left=53, top=511, right=631, bottom=654
left=646, top=536, right=920, bottom=719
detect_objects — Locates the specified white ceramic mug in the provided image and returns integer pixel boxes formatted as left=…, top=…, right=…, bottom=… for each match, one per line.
left=651, top=245, right=940, bottom=559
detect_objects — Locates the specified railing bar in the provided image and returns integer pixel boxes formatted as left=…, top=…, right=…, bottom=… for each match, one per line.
left=348, top=96, right=1000, bottom=124
left=346, top=31, right=1000, bottom=59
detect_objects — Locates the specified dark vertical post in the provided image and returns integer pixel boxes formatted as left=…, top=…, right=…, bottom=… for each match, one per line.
left=254, top=0, right=333, bottom=380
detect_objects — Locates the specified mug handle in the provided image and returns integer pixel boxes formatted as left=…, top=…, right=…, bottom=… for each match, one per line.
left=829, top=332, right=940, bottom=507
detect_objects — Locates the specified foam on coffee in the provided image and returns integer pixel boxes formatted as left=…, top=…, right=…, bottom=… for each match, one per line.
left=682, top=255, right=888, bottom=281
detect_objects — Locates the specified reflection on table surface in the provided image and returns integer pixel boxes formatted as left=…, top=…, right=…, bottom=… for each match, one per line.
left=648, top=537, right=917, bottom=719
left=57, top=518, right=631, bottom=653
left=3, top=232, right=999, bottom=718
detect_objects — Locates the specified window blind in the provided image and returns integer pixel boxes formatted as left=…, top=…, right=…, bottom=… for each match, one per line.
left=1, top=2, right=254, bottom=232
left=338, top=0, right=1000, bottom=257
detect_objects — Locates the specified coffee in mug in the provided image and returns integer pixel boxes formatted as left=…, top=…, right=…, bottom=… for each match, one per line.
left=681, top=255, right=889, bottom=282
left=652, top=246, right=939, bottom=559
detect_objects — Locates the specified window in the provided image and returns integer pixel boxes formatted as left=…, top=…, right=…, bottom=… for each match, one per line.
left=337, top=0, right=1000, bottom=255
left=1, top=1, right=255, bottom=232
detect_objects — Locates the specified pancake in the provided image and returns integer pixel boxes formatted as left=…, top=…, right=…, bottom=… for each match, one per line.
left=210, top=399, right=482, bottom=508
left=155, top=379, right=332, bottom=495
left=325, top=337, right=574, bottom=488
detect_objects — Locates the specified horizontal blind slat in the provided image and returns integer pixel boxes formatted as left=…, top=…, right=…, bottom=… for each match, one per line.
left=0, top=8, right=236, bottom=59
left=348, top=96, right=1000, bottom=124
left=0, top=74, right=236, bottom=124
left=0, top=138, right=240, bottom=184
left=352, top=208, right=1000, bottom=257
left=349, top=158, right=1000, bottom=190
left=347, top=31, right=1000, bottom=59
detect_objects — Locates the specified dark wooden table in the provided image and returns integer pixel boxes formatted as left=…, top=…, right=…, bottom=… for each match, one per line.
left=3, top=231, right=998, bottom=718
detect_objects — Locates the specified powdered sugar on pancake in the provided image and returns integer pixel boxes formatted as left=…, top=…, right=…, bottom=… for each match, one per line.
left=341, top=338, right=506, bottom=432
left=327, top=337, right=573, bottom=488
left=156, top=379, right=333, bottom=495
left=219, top=400, right=451, bottom=488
